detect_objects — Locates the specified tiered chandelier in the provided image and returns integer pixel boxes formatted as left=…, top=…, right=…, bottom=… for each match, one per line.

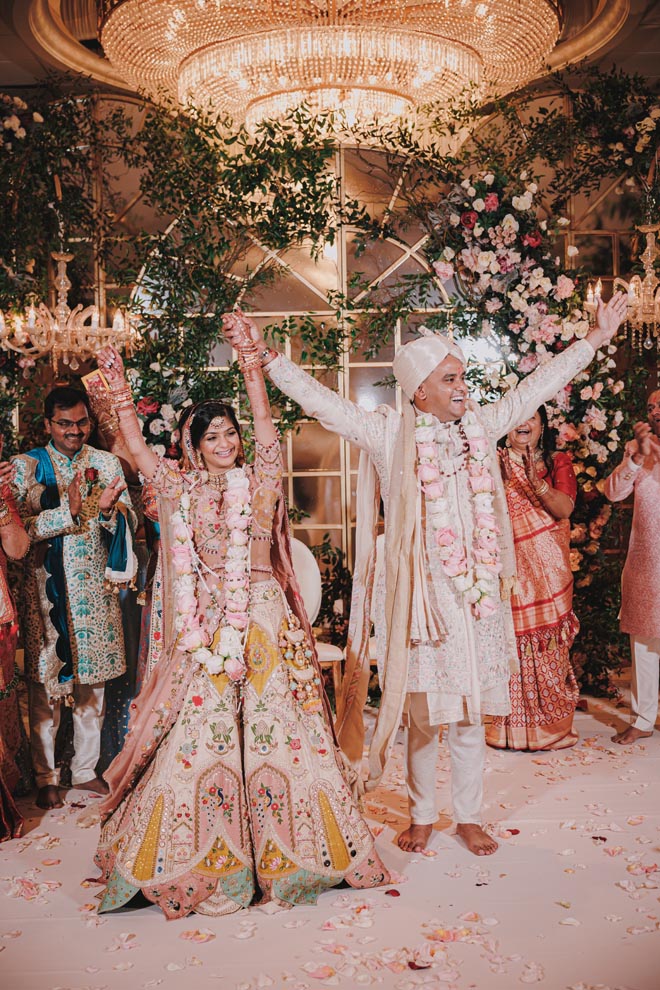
left=98, top=1, right=563, bottom=126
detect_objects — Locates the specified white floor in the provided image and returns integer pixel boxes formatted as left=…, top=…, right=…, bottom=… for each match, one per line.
left=1, top=695, right=658, bottom=990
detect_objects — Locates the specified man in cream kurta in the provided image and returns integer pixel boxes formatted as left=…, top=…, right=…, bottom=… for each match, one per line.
left=224, top=295, right=627, bottom=855
left=604, top=389, right=660, bottom=745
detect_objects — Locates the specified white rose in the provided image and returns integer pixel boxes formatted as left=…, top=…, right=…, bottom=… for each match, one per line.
left=484, top=173, right=495, bottom=185
left=443, top=246, right=456, bottom=260
left=149, top=418, right=167, bottom=435
left=193, top=647, right=214, bottom=666
left=151, top=444, right=166, bottom=456
left=567, top=245, right=579, bottom=257
left=473, top=198, right=485, bottom=212
left=204, top=652, right=225, bottom=675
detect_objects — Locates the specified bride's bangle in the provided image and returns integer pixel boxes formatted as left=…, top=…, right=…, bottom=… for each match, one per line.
left=534, top=480, right=550, bottom=497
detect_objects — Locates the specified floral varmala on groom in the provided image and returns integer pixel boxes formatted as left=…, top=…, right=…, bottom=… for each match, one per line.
left=11, top=386, right=137, bottom=809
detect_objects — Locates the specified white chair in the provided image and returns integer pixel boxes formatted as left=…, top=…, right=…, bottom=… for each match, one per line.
left=290, top=538, right=344, bottom=698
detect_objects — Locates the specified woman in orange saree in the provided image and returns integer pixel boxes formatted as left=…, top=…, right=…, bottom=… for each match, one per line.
left=486, top=405, right=579, bottom=751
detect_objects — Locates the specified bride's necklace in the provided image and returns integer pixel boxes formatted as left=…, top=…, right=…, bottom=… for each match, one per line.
left=205, top=472, right=228, bottom=493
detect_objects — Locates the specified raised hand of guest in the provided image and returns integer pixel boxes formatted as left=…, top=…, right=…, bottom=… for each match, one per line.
left=586, top=291, right=628, bottom=350
left=631, top=420, right=660, bottom=463
left=97, top=345, right=127, bottom=389
left=98, top=475, right=127, bottom=515
left=0, top=459, right=14, bottom=487
left=499, top=447, right=512, bottom=484
left=522, top=443, right=541, bottom=489
left=68, top=471, right=83, bottom=519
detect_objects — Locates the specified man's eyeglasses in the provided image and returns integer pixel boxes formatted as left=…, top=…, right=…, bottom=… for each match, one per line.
left=48, top=416, right=91, bottom=429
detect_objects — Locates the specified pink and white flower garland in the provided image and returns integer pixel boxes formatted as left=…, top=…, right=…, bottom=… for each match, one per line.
left=171, top=467, right=251, bottom=681
left=416, top=411, right=501, bottom=619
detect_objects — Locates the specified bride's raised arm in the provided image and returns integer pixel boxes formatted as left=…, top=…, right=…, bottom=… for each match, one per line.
left=96, top=346, right=160, bottom=481
left=221, top=311, right=278, bottom=449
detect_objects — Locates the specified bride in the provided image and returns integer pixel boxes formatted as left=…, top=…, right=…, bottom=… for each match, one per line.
left=92, top=315, right=389, bottom=919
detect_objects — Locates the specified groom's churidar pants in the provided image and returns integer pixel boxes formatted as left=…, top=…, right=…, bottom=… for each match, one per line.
left=405, top=691, right=485, bottom=825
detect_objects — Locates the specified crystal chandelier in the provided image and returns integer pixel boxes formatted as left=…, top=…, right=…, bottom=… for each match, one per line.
left=98, top=1, right=562, bottom=126
left=613, top=222, right=660, bottom=355
left=0, top=251, right=137, bottom=372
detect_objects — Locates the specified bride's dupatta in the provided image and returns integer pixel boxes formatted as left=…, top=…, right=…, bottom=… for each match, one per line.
left=99, top=475, right=197, bottom=818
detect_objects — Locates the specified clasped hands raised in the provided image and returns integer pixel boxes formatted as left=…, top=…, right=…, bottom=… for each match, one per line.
left=626, top=421, right=660, bottom=465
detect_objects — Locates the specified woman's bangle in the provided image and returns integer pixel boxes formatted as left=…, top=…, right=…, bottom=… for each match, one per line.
left=534, top=480, right=550, bottom=497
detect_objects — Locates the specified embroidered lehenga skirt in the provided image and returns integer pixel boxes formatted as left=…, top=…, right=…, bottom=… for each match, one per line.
left=95, top=580, right=388, bottom=918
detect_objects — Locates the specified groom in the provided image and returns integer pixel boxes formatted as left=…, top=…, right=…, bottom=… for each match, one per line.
left=224, top=294, right=627, bottom=855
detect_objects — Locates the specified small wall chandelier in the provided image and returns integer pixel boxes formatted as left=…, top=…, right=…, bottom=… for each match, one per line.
left=0, top=251, right=136, bottom=373
left=97, top=1, right=562, bottom=126
left=613, top=222, right=660, bottom=355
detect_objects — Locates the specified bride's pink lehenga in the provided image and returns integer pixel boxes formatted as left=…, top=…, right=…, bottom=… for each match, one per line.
left=95, top=439, right=389, bottom=919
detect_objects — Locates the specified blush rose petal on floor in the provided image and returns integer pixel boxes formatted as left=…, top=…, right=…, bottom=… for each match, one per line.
left=1, top=690, right=658, bottom=990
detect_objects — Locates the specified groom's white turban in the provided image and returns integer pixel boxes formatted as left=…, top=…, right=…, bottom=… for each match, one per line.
left=392, top=328, right=465, bottom=400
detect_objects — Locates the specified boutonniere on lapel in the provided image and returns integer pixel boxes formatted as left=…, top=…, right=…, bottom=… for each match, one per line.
left=84, top=467, right=99, bottom=498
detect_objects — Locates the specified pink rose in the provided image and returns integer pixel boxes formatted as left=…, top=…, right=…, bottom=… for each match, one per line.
left=469, top=469, right=494, bottom=494
left=474, top=596, right=498, bottom=619
left=468, top=437, right=489, bottom=457
left=558, top=422, right=579, bottom=443
left=432, top=259, right=455, bottom=282
left=483, top=193, right=499, bottom=211
left=554, top=274, right=575, bottom=301
left=424, top=481, right=444, bottom=499
left=475, top=512, right=497, bottom=528
left=418, top=463, right=440, bottom=483
left=416, top=443, right=436, bottom=459
left=179, top=626, right=205, bottom=651
left=226, top=612, right=249, bottom=630
left=444, top=553, right=467, bottom=577
left=289, top=738, right=302, bottom=750
left=224, top=656, right=246, bottom=681
left=517, top=353, right=539, bottom=374
left=434, top=526, right=457, bottom=548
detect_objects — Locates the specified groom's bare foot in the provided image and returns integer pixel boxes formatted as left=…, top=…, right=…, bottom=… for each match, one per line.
left=456, top=823, right=498, bottom=856
left=397, top=823, right=433, bottom=852
left=36, top=785, right=63, bottom=809
left=73, top=776, right=109, bottom=795
left=611, top=726, right=653, bottom=745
